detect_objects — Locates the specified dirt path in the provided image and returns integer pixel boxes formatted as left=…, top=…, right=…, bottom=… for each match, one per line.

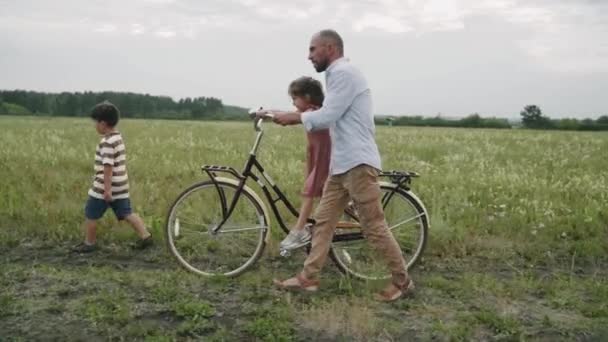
left=2, top=242, right=607, bottom=341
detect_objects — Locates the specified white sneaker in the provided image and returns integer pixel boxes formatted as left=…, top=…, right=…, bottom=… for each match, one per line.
left=280, top=224, right=312, bottom=250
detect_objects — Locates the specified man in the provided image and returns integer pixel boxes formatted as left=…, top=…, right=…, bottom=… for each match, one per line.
left=266, top=29, right=414, bottom=301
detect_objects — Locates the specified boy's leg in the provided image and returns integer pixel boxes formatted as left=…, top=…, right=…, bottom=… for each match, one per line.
left=124, top=213, right=151, bottom=239
left=301, top=174, right=350, bottom=281
left=71, top=219, right=99, bottom=253
left=280, top=196, right=315, bottom=249
left=111, top=198, right=151, bottom=239
left=85, top=219, right=98, bottom=245
left=73, top=197, right=106, bottom=253
left=82, top=197, right=108, bottom=244
left=295, top=196, right=315, bottom=230
left=345, top=165, right=409, bottom=289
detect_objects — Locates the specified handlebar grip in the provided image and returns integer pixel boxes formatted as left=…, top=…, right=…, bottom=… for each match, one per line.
left=249, top=108, right=275, bottom=131
left=254, top=114, right=274, bottom=131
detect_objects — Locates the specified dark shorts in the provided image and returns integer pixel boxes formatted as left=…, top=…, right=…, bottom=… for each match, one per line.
left=85, top=196, right=132, bottom=220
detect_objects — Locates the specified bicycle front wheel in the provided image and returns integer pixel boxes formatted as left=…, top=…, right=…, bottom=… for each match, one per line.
left=330, top=183, right=429, bottom=280
left=165, top=180, right=268, bottom=277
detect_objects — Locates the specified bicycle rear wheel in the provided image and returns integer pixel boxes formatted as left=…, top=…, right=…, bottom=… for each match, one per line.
left=165, top=180, right=268, bottom=277
left=330, top=183, right=428, bottom=280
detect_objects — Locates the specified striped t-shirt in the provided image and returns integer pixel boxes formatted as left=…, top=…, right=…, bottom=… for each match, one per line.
left=88, top=131, right=129, bottom=200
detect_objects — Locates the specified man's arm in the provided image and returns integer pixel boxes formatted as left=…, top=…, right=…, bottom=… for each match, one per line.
left=301, top=70, right=356, bottom=131
left=270, top=69, right=357, bottom=128
left=254, top=109, right=301, bottom=126
left=271, top=111, right=302, bottom=126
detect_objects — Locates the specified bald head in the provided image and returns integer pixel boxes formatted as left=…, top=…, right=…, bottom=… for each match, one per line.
left=308, top=29, right=344, bottom=72
left=316, top=29, right=344, bottom=56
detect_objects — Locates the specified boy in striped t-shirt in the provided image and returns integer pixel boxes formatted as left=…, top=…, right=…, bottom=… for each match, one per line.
left=72, top=101, right=152, bottom=253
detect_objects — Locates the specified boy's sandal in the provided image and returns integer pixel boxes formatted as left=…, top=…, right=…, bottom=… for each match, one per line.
left=132, top=234, right=154, bottom=250
left=71, top=242, right=98, bottom=253
left=273, top=273, right=319, bottom=292
left=374, top=279, right=415, bottom=302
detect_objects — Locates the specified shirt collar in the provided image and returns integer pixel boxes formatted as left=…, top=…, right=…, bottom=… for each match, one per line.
left=326, top=57, right=348, bottom=74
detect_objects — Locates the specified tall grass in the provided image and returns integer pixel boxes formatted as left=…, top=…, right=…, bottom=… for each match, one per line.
left=1, top=116, right=607, bottom=266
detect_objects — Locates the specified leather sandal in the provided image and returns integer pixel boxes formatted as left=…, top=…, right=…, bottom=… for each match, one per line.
left=375, top=279, right=415, bottom=302
left=273, top=273, right=319, bottom=292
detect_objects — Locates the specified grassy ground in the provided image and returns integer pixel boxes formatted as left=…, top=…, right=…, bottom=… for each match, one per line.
left=1, top=116, right=607, bottom=341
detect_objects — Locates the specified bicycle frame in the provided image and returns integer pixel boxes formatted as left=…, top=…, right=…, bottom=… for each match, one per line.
left=201, top=117, right=301, bottom=235
left=200, top=115, right=419, bottom=243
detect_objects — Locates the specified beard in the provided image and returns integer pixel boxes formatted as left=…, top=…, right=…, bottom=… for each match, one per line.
left=313, top=58, right=330, bottom=72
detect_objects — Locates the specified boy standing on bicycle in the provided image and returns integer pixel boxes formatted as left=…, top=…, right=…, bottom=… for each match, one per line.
left=262, top=30, right=413, bottom=302
left=72, top=101, right=153, bottom=253
left=278, top=76, right=331, bottom=250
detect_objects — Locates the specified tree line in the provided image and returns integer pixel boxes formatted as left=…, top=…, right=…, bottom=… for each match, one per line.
left=375, top=113, right=512, bottom=129
left=0, top=90, right=248, bottom=120
left=376, top=105, right=608, bottom=131
left=519, top=105, right=608, bottom=131
left=2, top=90, right=606, bottom=131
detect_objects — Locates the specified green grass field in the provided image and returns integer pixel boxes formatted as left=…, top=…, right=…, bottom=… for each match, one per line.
left=1, top=116, right=607, bottom=341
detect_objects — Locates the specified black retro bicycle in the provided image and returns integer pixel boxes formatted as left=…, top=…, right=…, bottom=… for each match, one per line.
left=165, top=112, right=429, bottom=279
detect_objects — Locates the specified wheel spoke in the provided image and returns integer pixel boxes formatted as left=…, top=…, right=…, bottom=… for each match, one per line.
left=215, top=226, right=268, bottom=233
left=166, top=181, right=267, bottom=277
left=388, top=212, right=425, bottom=230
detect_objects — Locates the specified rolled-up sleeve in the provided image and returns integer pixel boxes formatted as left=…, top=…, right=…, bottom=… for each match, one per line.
left=302, top=69, right=356, bottom=132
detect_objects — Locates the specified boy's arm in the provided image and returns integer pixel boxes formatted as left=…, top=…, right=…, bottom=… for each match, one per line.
left=103, top=165, right=113, bottom=202
left=100, top=138, right=115, bottom=202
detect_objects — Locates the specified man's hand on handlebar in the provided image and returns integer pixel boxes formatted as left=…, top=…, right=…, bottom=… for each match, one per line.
left=272, top=112, right=302, bottom=126
left=250, top=108, right=303, bottom=126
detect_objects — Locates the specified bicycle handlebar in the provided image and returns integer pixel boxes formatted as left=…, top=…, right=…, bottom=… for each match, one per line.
left=248, top=108, right=274, bottom=132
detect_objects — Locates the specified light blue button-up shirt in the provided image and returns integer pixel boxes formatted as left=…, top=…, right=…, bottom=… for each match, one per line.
left=301, top=57, right=382, bottom=175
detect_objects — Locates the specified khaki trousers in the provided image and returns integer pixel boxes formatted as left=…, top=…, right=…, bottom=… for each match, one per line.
left=302, top=164, right=409, bottom=287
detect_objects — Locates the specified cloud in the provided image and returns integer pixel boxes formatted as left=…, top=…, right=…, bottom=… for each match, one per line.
left=496, top=1, right=608, bottom=72
left=353, top=13, right=412, bottom=34
left=155, top=29, right=176, bottom=38
left=140, top=0, right=176, bottom=3
left=345, top=0, right=608, bottom=72
left=130, top=23, right=145, bottom=35
left=94, top=24, right=118, bottom=33
left=0, top=0, right=606, bottom=72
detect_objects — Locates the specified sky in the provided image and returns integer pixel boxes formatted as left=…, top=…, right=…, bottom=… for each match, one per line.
left=1, top=0, right=607, bottom=118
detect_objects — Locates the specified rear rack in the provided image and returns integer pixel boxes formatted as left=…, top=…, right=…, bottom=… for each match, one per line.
left=379, top=170, right=419, bottom=188
left=201, top=165, right=244, bottom=180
